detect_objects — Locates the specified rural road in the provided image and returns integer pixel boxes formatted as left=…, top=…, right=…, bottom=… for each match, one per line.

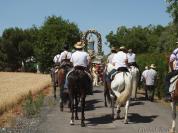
left=36, top=86, right=178, bottom=133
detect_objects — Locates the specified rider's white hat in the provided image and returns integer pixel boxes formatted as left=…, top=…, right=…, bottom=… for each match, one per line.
left=150, top=64, right=156, bottom=69
left=74, top=41, right=85, bottom=49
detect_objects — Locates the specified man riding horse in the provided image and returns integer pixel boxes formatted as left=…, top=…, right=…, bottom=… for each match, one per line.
left=164, top=41, right=178, bottom=102
left=64, top=41, right=93, bottom=95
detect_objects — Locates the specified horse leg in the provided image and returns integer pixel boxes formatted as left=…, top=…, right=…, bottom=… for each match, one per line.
left=111, top=96, right=115, bottom=119
left=104, top=83, right=108, bottom=107
left=74, top=95, right=79, bottom=120
left=116, top=104, right=121, bottom=120
left=70, top=96, right=74, bottom=125
left=81, top=96, right=86, bottom=127
left=124, top=99, right=130, bottom=124
left=169, top=101, right=176, bottom=133
left=59, top=86, right=64, bottom=112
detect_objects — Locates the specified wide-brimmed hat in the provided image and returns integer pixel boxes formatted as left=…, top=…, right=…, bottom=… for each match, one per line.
left=119, top=46, right=126, bottom=50
left=128, top=49, right=132, bottom=52
left=150, top=64, right=156, bottom=69
left=74, top=41, right=85, bottom=49
left=145, top=66, right=148, bottom=70
left=111, top=47, right=116, bottom=51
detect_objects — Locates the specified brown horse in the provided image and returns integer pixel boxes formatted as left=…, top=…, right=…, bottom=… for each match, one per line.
left=57, top=64, right=72, bottom=111
left=67, top=66, right=91, bottom=127
left=169, top=80, right=178, bottom=133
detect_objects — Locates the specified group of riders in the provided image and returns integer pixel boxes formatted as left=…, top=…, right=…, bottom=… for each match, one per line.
left=52, top=40, right=178, bottom=103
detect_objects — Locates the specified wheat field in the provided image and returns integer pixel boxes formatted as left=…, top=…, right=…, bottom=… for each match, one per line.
left=0, top=72, right=51, bottom=114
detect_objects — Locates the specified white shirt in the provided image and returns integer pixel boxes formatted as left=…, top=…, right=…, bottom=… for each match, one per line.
left=53, top=54, right=60, bottom=63
left=112, top=51, right=128, bottom=69
left=170, top=48, right=178, bottom=70
left=145, top=68, right=157, bottom=86
left=59, top=51, right=72, bottom=63
left=141, top=69, right=149, bottom=82
left=70, top=51, right=90, bottom=67
left=127, top=52, right=136, bottom=63
left=107, top=53, right=116, bottom=64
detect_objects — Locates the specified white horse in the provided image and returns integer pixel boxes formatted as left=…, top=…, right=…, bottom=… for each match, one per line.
left=129, top=66, right=140, bottom=100
left=107, top=63, right=133, bottom=124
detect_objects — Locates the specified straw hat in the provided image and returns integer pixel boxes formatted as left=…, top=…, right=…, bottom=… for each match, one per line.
left=150, top=64, right=156, bottom=69
left=128, top=49, right=132, bottom=52
left=145, top=66, right=148, bottom=70
left=111, top=47, right=116, bottom=51
left=119, top=46, right=126, bottom=50
left=74, top=41, right=85, bottom=49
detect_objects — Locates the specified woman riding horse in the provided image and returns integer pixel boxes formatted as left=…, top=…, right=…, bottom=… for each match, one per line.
left=65, top=41, right=92, bottom=127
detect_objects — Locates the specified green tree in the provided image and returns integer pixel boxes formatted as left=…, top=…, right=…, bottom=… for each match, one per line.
left=35, top=16, right=80, bottom=73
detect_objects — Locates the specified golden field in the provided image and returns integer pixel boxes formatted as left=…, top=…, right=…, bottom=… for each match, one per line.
left=0, top=72, right=51, bottom=114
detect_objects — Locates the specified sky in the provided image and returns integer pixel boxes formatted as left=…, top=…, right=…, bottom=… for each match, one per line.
left=0, top=0, right=172, bottom=54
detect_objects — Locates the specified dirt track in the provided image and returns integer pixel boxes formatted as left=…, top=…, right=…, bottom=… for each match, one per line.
left=32, top=86, right=178, bottom=133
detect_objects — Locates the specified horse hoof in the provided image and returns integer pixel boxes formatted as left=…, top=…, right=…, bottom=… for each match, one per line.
left=124, top=120, right=128, bottom=124
left=116, top=116, right=120, bottom=120
left=70, top=120, right=74, bottom=125
left=81, top=122, right=85, bottom=127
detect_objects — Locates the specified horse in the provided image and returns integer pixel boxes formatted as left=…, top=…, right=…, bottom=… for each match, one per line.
left=50, top=66, right=59, bottom=99
left=106, top=64, right=133, bottom=124
left=168, top=81, right=178, bottom=133
left=67, top=66, right=91, bottom=127
left=57, top=63, right=73, bottom=111
left=129, top=66, right=140, bottom=100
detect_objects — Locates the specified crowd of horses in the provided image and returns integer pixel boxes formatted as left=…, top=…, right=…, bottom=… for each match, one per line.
left=50, top=63, right=178, bottom=133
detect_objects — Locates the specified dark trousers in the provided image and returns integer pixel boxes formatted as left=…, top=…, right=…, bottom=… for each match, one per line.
left=165, top=70, right=178, bottom=94
left=145, top=85, right=155, bottom=101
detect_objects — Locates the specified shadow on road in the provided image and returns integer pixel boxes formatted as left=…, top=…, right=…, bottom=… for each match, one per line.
left=129, top=113, right=158, bottom=123
left=130, top=101, right=145, bottom=106
left=93, top=89, right=103, bottom=94
left=85, top=99, right=103, bottom=111
left=86, top=114, right=113, bottom=126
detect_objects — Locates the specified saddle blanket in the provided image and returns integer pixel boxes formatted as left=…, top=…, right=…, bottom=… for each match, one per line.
left=169, top=75, right=178, bottom=93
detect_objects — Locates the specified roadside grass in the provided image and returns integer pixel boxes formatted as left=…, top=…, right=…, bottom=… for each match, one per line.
left=0, top=72, right=50, bottom=116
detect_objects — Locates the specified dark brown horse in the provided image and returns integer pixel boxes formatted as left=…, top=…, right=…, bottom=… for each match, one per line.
left=67, top=66, right=91, bottom=127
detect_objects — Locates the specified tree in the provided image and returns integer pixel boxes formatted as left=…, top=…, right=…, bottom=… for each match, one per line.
left=35, top=16, right=80, bottom=73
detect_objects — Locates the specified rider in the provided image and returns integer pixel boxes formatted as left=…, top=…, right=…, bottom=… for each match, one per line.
left=127, top=48, right=139, bottom=68
left=59, top=44, right=72, bottom=68
left=164, top=43, right=178, bottom=101
left=65, top=41, right=93, bottom=95
left=110, top=46, right=129, bottom=79
left=107, top=47, right=117, bottom=64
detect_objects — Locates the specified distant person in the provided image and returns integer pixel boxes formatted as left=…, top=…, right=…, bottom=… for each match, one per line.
left=127, top=49, right=139, bottom=68
left=53, top=54, right=61, bottom=66
left=164, top=42, right=178, bottom=101
left=144, top=64, right=157, bottom=102
left=59, top=44, right=72, bottom=68
left=141, top=66, right=149, bottom=99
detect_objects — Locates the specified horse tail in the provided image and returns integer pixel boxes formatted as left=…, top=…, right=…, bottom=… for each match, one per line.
left=116, top=72, right=132, bottom=105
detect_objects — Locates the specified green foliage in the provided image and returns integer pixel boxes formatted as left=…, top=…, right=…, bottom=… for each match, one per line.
left=137, top=53, right=168, bottom=98
left=22, top=91, right=44, bottom=118
left=35, top=16, right=80, bottom=73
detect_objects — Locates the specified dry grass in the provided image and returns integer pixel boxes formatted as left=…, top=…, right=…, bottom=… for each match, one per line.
left=0, top=72, right=51, bottom=115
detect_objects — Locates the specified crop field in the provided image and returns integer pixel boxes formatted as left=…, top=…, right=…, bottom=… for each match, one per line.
left=0, top=72, right=51, bottom=115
